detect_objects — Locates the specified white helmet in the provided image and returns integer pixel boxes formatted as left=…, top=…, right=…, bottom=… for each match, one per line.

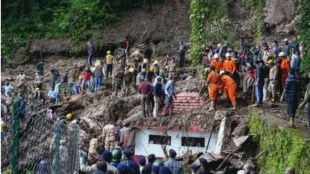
left=213, top=54, right=220, bottom=59
left=225, top=53, right=231, bottom=57
left=279, top=52, right=286, bottom=57
left=220, top=70, right=225, bottom=75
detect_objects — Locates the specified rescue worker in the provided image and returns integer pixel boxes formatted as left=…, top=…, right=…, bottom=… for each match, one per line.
left=117, top=148, right=139, bottom=174
left=223, top=53, right=236, bottom=75
left=254, top=60, right=265, bottom=107
left=284, top=69, right=300, bottom=128
left=220, top=71, right=237, bottom=109
left=279, top=52, right=290, bottom=92
left=138, top=78, right=153, bottom=117
left=124, top=67, right=134, bottom=96
left=164, top=149, right=183, bottom=174
left=210, top=54, right=223, bottom=72
left=111, top=148, right=122, bottom=168
left=106, top=50, right=113, bottom=78
left=206, top=66, right=220, bottom=111
left=164, top=77, right=177, bottom=116
left=87, top=41, right=94, bottom=65
left=298, top=72, right=310, bottom=127
left=268, top=59, right=280, bottom=102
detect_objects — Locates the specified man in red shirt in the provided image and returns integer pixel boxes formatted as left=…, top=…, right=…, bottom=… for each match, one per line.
left=138, top=78, right=153, bottom=117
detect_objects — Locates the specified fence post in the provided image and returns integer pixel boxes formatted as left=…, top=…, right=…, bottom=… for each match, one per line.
left=11, top=99, right=20, bottom=174
left=54, top=121, right=61, bottom=174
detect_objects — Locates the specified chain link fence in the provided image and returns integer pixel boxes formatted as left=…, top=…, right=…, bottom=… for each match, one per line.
left=1, top=99, right=80, bottom=174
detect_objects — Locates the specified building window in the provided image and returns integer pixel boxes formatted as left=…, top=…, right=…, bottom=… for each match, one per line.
left=149, top=135, right=171, bottom=145
left=181, top=137, right=205, bottom=147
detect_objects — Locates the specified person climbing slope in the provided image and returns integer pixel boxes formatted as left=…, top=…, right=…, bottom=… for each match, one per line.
left=206, top=66, right=220, bottom=111
left=220, top=70, right=237, bottom=110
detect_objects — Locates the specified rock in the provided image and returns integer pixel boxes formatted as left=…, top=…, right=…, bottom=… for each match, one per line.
left=232, top=124, right=249, bottom=137
left=233, top=136, right=250, bottom=147
left=214, top=111, right=230, bottom=121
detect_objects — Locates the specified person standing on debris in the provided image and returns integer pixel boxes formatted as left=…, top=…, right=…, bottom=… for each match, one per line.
left=164, top=149, right=183, bottom=174
left=210, top=54, right=223, bottom=72
left=223, top=53, right=236, bottom=75
left=17, top=93, right=26, bottom=120
left=106, top=50, right=114, bottom=78
left=206, top=66, right=221, bottom=111
left=164, top=77, right=177, bottom=116
left=16, top=70, right=26, bottom=85
left=279, top=52, right=291, bottom=92
left=50, top=69, right=60, bottom=89
left=62, top=71, right=69, bottom=94
left=220, top=71, right=237, bottom=109
left=34, top=72, right=44, bottom=89
left=284, top=69, right=300, bottom=128
left=254, top=60, right=265, bottom=107
left=94, top=61, right=104, bottom=92
left=123, top=36, right=130, bottom=59
left=113, top=70, right=124, bottom=96
left=179, top=46, right=186, bottom=68
left=298, top=72, right=310, bottom=127
left=87, top=41, right=94, bottom=65
left=82, top=68, right=92, bottom=90
left=153, top=77, right=164, bottom=117
left=36, top=60, right=44, bottom=75
left=117, top=148, right=139, bottom=174
left=139, top=78, right=153, bottom=117
left=3, top=82, right=14, bottom=96
left=144, top=42, right=153, bottom=65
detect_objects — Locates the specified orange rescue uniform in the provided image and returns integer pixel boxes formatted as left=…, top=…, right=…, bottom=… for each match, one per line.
left=220, top=74, right=237, bottom=105
left=223, top=59, right=236, bottom=74
left=210, top=59, right=223, bottom=72
left=206, top=71, right=221, bottom=101
left=280, top=58, right=290, bottom=89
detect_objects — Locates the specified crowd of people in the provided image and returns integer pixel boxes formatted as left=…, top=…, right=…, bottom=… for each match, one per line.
left=1, top=37, right=309, bottom=174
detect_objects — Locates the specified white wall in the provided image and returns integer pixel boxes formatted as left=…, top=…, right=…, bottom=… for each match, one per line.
left=134, top=129, right=218, bottom=158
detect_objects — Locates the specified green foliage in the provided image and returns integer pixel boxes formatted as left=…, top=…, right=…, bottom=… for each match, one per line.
left=1, top=0, right=151, bottom=63
left=300, top=0, right=310, bottom=72
left=249, top=112, right=310, bottom=174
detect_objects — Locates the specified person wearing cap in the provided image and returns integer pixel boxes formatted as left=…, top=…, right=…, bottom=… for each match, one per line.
left=284, top=69, right=300, bottom=128
left=106, top=50, right=114, bottom=78
left=117, top=148, right=139, bottom=174
left=139, top=77, right=153, bottom=117
left=153, top=76, right=164, bottom=117
left=210, top=54, right=223, bottom=72
left=279, top=52, right=291, bottom=91
left=206, top=66, right=221, bottom=111
left=164, top=77, right=177, bottom=116
left=164, top=149, right=183, bottom=174
left=223, top=53, right=236, bottom=75
left=253, top=59, right=265, bottom=107
left=220, top=70, right=237, bottom=109
left=196, top=158, right=209, bottom=174
left=268, top=58, right=279, bottom=102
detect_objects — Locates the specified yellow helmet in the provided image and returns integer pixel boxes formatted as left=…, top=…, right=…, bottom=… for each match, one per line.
left=150, top=66, right=155, bottom=72
left=143, top=59, right=148, bottom=64
left=66, top=113, right=74, bottom=120
left=107, top=50, right=111, bottom=54
left=153, top=60, right=159, bottom=65
left=129, top=67, right=135, bottom=73
left=141, top=68, right=146, bottom=73
left=268, top=59, right=274, bottom=65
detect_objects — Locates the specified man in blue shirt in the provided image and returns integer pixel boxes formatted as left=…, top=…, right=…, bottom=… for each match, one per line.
left=117, top=148, right=139, bottom=174
left=164, top=149, right=183, bottom=174
left=164, top=77, right=177, bottom=116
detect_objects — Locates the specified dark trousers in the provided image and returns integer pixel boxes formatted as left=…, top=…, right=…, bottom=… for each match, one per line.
left=285, top=92, right=298, bottom=117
